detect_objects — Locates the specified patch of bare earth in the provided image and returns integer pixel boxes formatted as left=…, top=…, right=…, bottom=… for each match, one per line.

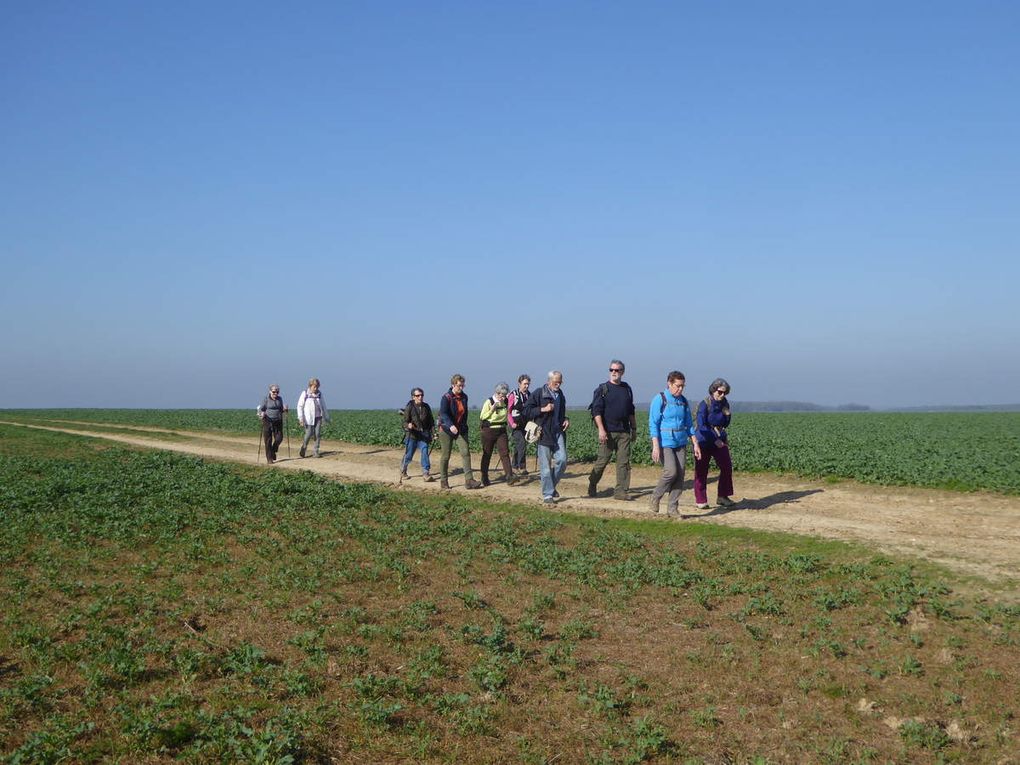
left=3, top=419, right=1018, bottom=588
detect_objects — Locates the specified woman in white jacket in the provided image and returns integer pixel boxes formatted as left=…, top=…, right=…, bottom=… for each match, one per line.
left=297, top=377, right=330, bottom=457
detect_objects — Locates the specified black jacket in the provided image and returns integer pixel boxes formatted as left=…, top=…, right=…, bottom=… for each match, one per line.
left=522, top=384, right=568, bottom=449
left=403, top=401, right=435, bottom=441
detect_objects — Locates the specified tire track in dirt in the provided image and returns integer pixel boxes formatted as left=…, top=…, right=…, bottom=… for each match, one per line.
left=4, top=419, right=1019, bottom=587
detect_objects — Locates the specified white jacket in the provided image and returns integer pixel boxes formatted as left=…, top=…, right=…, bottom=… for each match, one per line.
left=297, top=390, right=330, bottom=426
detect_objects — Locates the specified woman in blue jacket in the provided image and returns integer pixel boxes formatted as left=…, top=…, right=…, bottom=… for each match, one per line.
left=694, top=378, right=735, bottom=509
left=648, top=371, right=702, bottom=517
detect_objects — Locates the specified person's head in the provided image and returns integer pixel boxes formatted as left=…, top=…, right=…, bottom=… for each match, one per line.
left=709, top=378, right=730, bottom=398
left=411, top=387, right=425, bottom=402
left=547, top=370, right=563, bottom=391
left=269, top=384, right=280, bottom=397
left=307, top=378, right=320, bottom=391
left=609, top=359, right=625, bottom=380
left=450, top=374, right=465, bottom=394
left=517, top=374, right=531, bottom=392
left=493, top=382, right=509, bottom=400
left=666, top=371, right=686, bottom=396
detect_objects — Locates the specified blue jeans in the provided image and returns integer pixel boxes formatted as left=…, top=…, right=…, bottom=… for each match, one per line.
left=401, top=436, right=431, bottom=474
left=301, top=419, right=322, bottom=455
left=537, top=433, right=567, bottom=499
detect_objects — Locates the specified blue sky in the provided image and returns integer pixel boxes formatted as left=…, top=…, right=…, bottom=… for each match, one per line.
left=2, top=1, right=1018, bottom=409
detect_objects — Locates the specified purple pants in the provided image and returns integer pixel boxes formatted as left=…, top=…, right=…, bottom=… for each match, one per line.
left=694, top=441, right=733, bottom=504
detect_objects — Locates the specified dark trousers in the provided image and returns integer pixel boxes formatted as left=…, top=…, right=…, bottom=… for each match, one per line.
left=588, top=430, right=632, bottom=493
left=262, top=418, right=283, bottom=459
left=694, top=441, right=734, bottom=504
left=510, top=428, right=528, bottom=471
left=480, top=425, right=512, bottom=483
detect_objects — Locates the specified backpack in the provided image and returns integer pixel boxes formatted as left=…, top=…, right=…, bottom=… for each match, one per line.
left=587, top=383, right=609, bottom=420
left=659, top=391, right=691, bottom=414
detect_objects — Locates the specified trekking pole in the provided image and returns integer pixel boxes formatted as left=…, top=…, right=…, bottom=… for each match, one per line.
left=256, top=418, right=263, bottom=464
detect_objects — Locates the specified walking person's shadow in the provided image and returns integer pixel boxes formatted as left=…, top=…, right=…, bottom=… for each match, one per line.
left=699, top=489, right=823, bottom=517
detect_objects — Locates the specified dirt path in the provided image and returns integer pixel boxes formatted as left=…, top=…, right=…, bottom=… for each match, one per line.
left=5, top=419, right=1019, bottom=588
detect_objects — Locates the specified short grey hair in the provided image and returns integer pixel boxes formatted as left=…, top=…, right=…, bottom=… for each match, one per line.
left=269, top=383, right=280, bottom=392
left=709, top=378, right=730, bottom=395
left=547, top=370, right=563, bottom=381
left=610, top=359, right=625, bottom=372
left=494, top=382, right=510, bottom=395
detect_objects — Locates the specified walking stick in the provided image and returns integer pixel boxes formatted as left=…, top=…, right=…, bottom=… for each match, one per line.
left=257, top=417, right=263, bottom=463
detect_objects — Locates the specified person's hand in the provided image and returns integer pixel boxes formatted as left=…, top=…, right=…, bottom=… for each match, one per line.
left=715, top=438, right=725, bottom=449
left=651, top=444, right=661, bottom=464
left=598, top=428, right=608, bottom=444
left=450, top=425, right=459, bottom=436
left=541, top=403, right=554, bottom=413
left=630, top=428, right=637, bottom=440
left=562, top=418, right=570, bottom=431
left=693, top=443, right=702, bottom=461
left=511, top=409, right=520, bottom=418
left=282, top=405, right=289, bottom=412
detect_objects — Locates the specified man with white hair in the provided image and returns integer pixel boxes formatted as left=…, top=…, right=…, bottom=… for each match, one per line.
left=523, top=370, right=570, bottom=504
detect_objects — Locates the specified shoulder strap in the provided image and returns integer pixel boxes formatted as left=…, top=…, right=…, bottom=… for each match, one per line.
left=659, top=391, right=667, bottom=414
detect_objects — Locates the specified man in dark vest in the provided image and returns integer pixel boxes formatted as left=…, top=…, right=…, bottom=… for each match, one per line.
left=587, top=359, right=636, bottom=500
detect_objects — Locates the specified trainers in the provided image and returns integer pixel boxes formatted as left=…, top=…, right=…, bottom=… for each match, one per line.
left=650, top=499, right=661, bottom=514
left=717, top=496, right=736, bottom=507
left=553, top=491, right=560, bottom=499
left=613, top=491, right=631, bottom=501
left=423, top=474, right=435, bottom=483
left=667, top=507, right=681, bottom=518
left=518, top=469, right=529, bottom=477
left=543, top=496, right=556, bottom=505
left=465, top=479, right=482, bottom=490
left=507, top=474, right=517, bottom=486
left=399, top=470, right=409, bottom=482
left=695, top=503, right=710, bottom=510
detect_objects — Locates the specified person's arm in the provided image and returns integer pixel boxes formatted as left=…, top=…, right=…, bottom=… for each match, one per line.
left=480, top=398, right=494, bottom=423
left=297, top=392, right=307, bottom=426
left=649, top=397, right=662, bottom=463
left=321, top=395, right=330, bottom=424
left=684, top=401, right=702, bottom=459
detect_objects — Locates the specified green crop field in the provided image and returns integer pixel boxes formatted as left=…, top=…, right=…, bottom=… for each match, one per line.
left=5, top=408, right=1019, bottom=494
left=1, top=424, right=1019, bottom=763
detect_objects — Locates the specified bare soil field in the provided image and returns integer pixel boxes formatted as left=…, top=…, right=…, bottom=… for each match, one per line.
left=4, top=419, right=1019, bottom=589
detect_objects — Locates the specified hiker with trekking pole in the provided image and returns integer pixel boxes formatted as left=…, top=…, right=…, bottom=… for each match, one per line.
left=257, top=384, right=288, bottom=464
left=522, top=370, right=570, bottom=505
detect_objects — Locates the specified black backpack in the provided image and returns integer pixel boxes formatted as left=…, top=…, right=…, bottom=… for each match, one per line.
left=587, top=383, right=609, bottom=420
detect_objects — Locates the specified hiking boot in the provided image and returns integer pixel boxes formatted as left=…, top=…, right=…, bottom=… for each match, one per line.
left=650, top=497, right=661, bottom=514
left=299, top=447, right=306, bottom=458
left=465, top=479, right=482, bottom=490
left=440, top=478, right=451, bottom=490
left=613, top=491, right=631, bottom=501
left=507, top=474, right=517, bottom=486
left=399, top=470, right=409, bottom=482
left=518, top=469, right=529, bottom=477
left=423, top=473, right=435, bottom=483
left=695, top=503, right=710, bottom=510
left=553, top=491, right=560, bottom=499
left=717, top=496, right=736, bottom=507
left=543, top=496, right=556, bottom=505
left=481, top=477, right=491, bottom=487
left=667, top=507, right=681, bottom=519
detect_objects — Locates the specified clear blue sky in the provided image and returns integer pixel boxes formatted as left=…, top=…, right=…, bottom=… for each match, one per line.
left=3, top=1, right=1018, bottom=409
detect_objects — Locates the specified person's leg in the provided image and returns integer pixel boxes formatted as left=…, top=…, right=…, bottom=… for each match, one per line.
left=271, top=420, right=284, bottom=458
left=511, top=429, right=527, bottom=472
left=667, top=447, right=687, bottom=515
left=588, top=437, right=613, bottom=493
left=495, top=431, right=513, bottom=482
left=715, top=444, right=734, bottom=499
left=262, top=420, right=275, bottom=461
left=614, top=431, right=632, bottom=496
left=313, top=420, right=322, bottom=456
left=552, top=434, right=567, bottom=487
left=693, top=442, right=712, bottom=505
left=438, top=431, right=453, bottom=482
left=418, top=440, right=432, bottom=476
left=300, top=424, right=313, bottom=456
left=480, top=428, right=496, bottom=484
left=651, top=446, right=678, bottom=513
left=537, top=444, right=554, bottom=499
left=458, top=433, right=474, bottom=483
left=401, top=436, right=416, bottom=474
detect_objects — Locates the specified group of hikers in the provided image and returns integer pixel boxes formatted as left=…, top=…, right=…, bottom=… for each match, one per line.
left=257, top=362, right=735, bottom=517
